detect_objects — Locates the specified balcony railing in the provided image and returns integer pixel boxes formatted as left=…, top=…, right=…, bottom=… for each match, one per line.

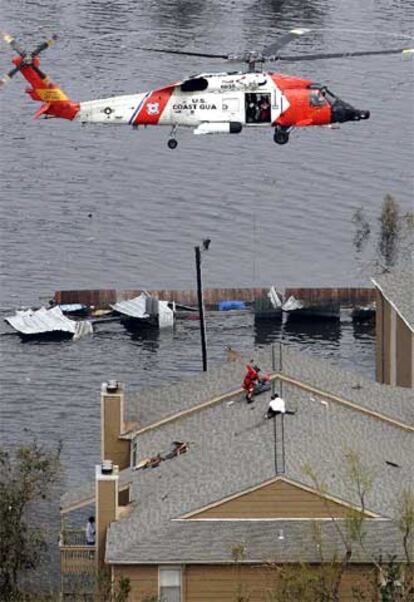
left=60, top=530, right=95, bottom=575
left=60, top=545, right=96, bottom=574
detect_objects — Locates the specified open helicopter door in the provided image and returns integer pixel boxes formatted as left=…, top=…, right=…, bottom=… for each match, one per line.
left=245, top=93, right=272, bottom=125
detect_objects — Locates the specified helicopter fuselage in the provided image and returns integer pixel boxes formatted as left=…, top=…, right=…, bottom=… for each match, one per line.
left=73, top=70, right=369, bottom=146
left=78, top=71, right=325, bottom=128
left=12, top=55, right=370, bottom=147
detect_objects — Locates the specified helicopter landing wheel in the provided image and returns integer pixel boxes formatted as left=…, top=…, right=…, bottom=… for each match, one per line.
left=167, top=138, right=178, bottom=149
left=273, top=126, right=290, bottom=145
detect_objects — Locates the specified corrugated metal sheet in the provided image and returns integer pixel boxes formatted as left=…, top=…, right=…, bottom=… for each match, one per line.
left=111, top=294, right=149, bottom=319
left=282, top=296, right=305, bottom=311
left=111, top=293, right=174, bottom=328
left=5, top=306, right=93, bottom=338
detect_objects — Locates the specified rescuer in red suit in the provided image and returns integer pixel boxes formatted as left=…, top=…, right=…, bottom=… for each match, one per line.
left=243, top=362, right=260, bottom=403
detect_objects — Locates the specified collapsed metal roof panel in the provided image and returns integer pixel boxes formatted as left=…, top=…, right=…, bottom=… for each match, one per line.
left=111, top=293, right=174, bottom=327
left=111, top=293, right=149, bottom=319
left=5, top=306, right=92, bottom=337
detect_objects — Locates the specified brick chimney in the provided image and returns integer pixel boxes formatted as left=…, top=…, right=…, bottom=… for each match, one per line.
left=95, top=460, right=119, bottom=568
left=101, top=381, right=130, bottom=470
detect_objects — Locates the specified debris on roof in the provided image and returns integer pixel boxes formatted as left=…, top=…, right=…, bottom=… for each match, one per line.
left=134, top=441, right=188, bottom=470
left=4, top=306, right=93, bottom=339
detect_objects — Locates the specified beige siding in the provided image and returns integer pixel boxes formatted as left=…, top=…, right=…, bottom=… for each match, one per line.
left=96, top=479, right=117, bottom=567
left=102, top=394, right=130, bottom=470
left=113, top=565, right=158, bottom=601
left=376, top=289, right=413, bottom=388
left=184, top=564, right=376, bottom=602
left=383, top=299, right=392, bottom=384
left=112, top=563, right=376, bottom=601
left=396, top=314, right=413, bottom=388
left=185, top=565, right=271, bottom=601
left=376, top=290, right=384, bottom=383
left=191, top=479, right=352, bottom=519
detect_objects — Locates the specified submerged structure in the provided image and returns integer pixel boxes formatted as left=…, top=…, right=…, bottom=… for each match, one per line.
left=111, top=292, right=175, bottom=329
left=4, top=306, right=93, bottom=339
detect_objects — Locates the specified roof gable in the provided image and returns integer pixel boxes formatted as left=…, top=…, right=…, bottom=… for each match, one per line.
left=182, top=477, right=379, bottom=520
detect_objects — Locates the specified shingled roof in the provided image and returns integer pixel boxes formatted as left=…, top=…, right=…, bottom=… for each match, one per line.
left=107, top=519, right=408, bottom=565
left=125, top=345, right=414, bottom=432
left=104, top=348, right=414, bottom=564
left=372, top=270, right=414, bottom=332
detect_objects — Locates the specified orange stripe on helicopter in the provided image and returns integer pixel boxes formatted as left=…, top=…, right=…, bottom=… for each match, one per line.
left=133, top=86, right=175, bottom=125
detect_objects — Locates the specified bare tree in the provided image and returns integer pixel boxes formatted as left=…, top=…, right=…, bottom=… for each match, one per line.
left=377, top=194, right=401, bottom=268
left=352, top=194, right=413, bottom=274
left=0, top=440, right=61, bottom=601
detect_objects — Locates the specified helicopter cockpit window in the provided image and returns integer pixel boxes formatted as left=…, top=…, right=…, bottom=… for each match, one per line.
left=180, top=77, right=209, bottom=92
left=309, top=90, right=328, bottom=107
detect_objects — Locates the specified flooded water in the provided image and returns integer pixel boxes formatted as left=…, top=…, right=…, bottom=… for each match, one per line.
left=0, top=0, right=412, bottom=590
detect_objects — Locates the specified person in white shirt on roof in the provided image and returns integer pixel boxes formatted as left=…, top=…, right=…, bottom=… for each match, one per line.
left=266, top=394, right=296, bottom=419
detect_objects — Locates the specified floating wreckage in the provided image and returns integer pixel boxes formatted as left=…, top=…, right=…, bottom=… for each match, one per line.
left=4, top=306, right=93, bottom=339
left=254, top=286, right=340, bottom=321
left=351, top=303, right=376, bottom=323
left=111, top=292, right=175, bottom=329
left=254, top=286, right=283, bottom=319
left=282, top=295, right=340, bottom=321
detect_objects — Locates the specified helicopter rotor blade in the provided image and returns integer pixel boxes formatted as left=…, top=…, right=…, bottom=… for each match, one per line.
left=135, top=46, right=229, bottom=60
left=0, top=65, right=21, bottom=88
left=31, top=34, right=58, bottom=57
left=1, top=31, right=26, bottom=56
left=265, top=47, right=414, bottom=62
left=262, top=28, right=310, bottom=56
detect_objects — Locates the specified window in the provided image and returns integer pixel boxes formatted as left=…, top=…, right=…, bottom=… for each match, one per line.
left=180, top=77, right=208, bottom=92
left=159, top=567, right=182, bottom=602
left=131, top=438, right=138, bottom=468
left=309, top=90, right=328, bottom=107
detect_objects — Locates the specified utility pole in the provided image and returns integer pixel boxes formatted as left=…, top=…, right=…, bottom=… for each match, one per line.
left=195, top=244, right=208, bottom=371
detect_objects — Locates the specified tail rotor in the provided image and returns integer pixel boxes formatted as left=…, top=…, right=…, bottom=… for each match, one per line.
left=0, top=31, right=58, bottom=88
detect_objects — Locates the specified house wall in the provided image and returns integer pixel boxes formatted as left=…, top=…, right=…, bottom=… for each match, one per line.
left=190, top=479, right=352, bottom=519
left=376, top=291, right=384, bottom=383
left=375, top=291, right=413, bottom=388
left=185, top=564, right=376, bottom=602
left=113, top=565, right=158, bottom=600
left=396, top=313, right=413, bottom=387
left=113, top=563, right=376, bottom=602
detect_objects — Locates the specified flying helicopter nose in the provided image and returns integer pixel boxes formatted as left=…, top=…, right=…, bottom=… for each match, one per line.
left=330, top=97, right=370, bottom=123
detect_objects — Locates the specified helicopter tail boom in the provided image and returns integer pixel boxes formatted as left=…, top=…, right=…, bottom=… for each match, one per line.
left=1, top=33, right=79, bottom=120
left=14, top=56, right=80, bottom=120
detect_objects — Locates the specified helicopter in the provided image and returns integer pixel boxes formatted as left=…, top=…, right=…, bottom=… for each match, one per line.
left=1, top=29, right=412, bottom=149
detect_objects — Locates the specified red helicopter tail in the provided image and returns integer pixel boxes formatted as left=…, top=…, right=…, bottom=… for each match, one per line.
left=1, top=33, right=79, bottom=120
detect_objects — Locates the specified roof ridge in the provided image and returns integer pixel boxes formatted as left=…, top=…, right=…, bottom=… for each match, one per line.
left=126, top=372, right=413, bottom=440
left=278, top=374, right=414, bottom=432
